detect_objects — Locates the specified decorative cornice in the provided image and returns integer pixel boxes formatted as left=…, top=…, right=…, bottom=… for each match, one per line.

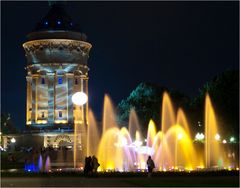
left=23, top=39, right=92, bottom=55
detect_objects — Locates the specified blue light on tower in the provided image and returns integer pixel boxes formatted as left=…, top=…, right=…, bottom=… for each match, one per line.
left=45, top=21, right=48, bottom=25
left=57, top=20, right=61, bottom=25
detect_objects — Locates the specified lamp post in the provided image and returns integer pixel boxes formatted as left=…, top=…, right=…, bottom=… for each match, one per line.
left=11, top=137, right=16, bottom=152
left=72, top=92, right=88, bottom=169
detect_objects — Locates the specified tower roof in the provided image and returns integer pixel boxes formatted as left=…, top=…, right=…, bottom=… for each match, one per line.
left=34, top=2, right=81, bottom=32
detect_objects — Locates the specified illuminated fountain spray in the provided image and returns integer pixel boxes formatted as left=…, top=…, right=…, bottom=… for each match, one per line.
left=45, top=156, right=51, bottom=172
left=95, top=92, right=205, bottom=171
left=205, top=93, right=222, bottom=168
left=38, top=155, right=43, bottom=172
left=87, top=109, right=100, bottom=156
left=129, top=109, right=143, bottom=142
left=73, top=91, right=235, bottom=171
left=159, top=92, right=176, bottom=170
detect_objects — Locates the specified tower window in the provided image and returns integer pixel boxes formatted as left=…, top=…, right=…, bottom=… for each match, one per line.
left=41, top=112, right=45, bottom=118
left=59, top=111, right=62, bottom=118
left=75, top=78, right=78, bottom=85
left=41, top=78, right=45, bottom=84
left=58, top=77, right=63, bottom=84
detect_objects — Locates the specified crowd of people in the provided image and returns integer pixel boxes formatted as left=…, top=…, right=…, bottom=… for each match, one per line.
left=83, top=155, right=155, bottom=177
left=84, top=155, right=100, bottom=176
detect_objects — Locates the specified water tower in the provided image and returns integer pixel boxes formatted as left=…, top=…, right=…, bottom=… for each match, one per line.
left=22, top=2, right=91, bottom=161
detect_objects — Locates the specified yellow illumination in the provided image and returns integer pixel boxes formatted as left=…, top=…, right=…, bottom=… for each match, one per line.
left=74, top=120, right=83, bottom=124
left=37, top=120, right=47, bottom=124
left=55, top=120, right=67, bottom=124
left=26, top=121, right=31, bottom=125
left=177, top=133, right=183, bottom=140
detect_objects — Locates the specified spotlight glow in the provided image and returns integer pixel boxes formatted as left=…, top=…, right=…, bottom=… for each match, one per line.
left=177, top=133, right=183, bottom=140
left=222, top=139, right=227, bottom=144
left=215, top=133, right=220, bottom=141
left=230, top=137, right=235, bottom=143
left=72, top=92, right=88, bottom=106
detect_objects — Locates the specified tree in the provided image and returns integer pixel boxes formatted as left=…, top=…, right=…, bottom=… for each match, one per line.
left=1, top=113, right=18, bottom=134
left=117, top=82, right=190, bottom=134
left=190, top=70, right=239, bottom=139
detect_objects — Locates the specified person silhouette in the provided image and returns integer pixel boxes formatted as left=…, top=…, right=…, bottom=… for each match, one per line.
left=92, top=155, right=100, bottom=173
left=146, top=156, right=155, bottom=177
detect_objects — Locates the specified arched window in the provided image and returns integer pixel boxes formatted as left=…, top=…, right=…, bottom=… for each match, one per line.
left=75, top=78, right=78, bottom=85
left=59, top=111, right=62, bottom=118
left=58, top=77, right=63, bottom=84
left=41, top=78, right=45, bottom=84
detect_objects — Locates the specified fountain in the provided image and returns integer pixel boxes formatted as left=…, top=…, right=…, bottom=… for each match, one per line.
left=71, top=91, right=238, bottom=172
left=38, top=155, right=43, bottom=172
left=45, top=156, right=51, bottom=172
left=82, top=92, right=236, bottom=171
left=205, top=94, right=223, bottom=169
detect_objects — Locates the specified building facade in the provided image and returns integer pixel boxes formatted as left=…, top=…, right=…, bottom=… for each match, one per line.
left=2, top=3, right=91, bottom=153
left=23, top=3, right=91, bottom=129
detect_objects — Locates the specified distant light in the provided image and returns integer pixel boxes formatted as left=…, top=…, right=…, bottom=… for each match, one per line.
left=215, top=133, right=220, bottom=141
left=72, top=92, right=88, bottom=106
left=11, top=137, right=16, bottom=143
left=57, top=20, right=61, bottom=25
left=222, top=139, right=227, bottom=144
left=45, top=21, right=48, bottom=25
left=70, top=22, right=73, bottom=26
left=230, top=137, right=235, bottom=143
left=195, top=133, right=205, bottom=141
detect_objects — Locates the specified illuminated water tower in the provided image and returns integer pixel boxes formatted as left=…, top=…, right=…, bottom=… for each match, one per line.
left=23, top=2, right=91, bottom=130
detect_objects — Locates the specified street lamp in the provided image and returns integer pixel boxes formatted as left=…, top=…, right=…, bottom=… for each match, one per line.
left=71, top=91, right=88, bottom=169
left=72, top=92, right=88, bottom=106
left=11, top=137, right=16, bottom=143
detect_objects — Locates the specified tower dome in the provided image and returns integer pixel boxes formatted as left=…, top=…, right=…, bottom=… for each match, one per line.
left=34, top=2, right=78, bottom=32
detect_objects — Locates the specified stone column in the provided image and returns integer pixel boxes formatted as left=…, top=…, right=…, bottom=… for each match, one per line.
left=85, top=77, right=89, bottom=125
left=31, top=75, right=38, bottom=124
left=47, top=73, right=55, bottom=125
left=26, top=76, right=32, bottom=125
left=66, top=73, right=74, bottom=124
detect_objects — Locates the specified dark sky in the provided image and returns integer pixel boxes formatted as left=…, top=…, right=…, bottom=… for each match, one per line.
left=1, top=1, right=239, bottom=129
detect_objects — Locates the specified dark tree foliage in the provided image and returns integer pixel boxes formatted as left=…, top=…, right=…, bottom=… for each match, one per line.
left=117, top=82, right=190, bottom=133
left=1, top=113, right=18, bottom=134
left=190, top=70, right=239, bottom=139
left=117, top=70, right=239, bottom=139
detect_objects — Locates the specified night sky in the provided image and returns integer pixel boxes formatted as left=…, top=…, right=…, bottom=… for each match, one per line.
left=1, top=1, right=239, bottom=130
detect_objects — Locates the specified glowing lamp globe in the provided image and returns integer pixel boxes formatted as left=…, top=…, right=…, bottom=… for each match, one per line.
left=11, top=138, right=16, bottom=143
left=72, top=92, right=88, bottom=106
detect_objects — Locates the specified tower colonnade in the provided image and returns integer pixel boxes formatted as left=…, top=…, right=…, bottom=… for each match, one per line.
left=25, top=71, right=89, bottom=127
